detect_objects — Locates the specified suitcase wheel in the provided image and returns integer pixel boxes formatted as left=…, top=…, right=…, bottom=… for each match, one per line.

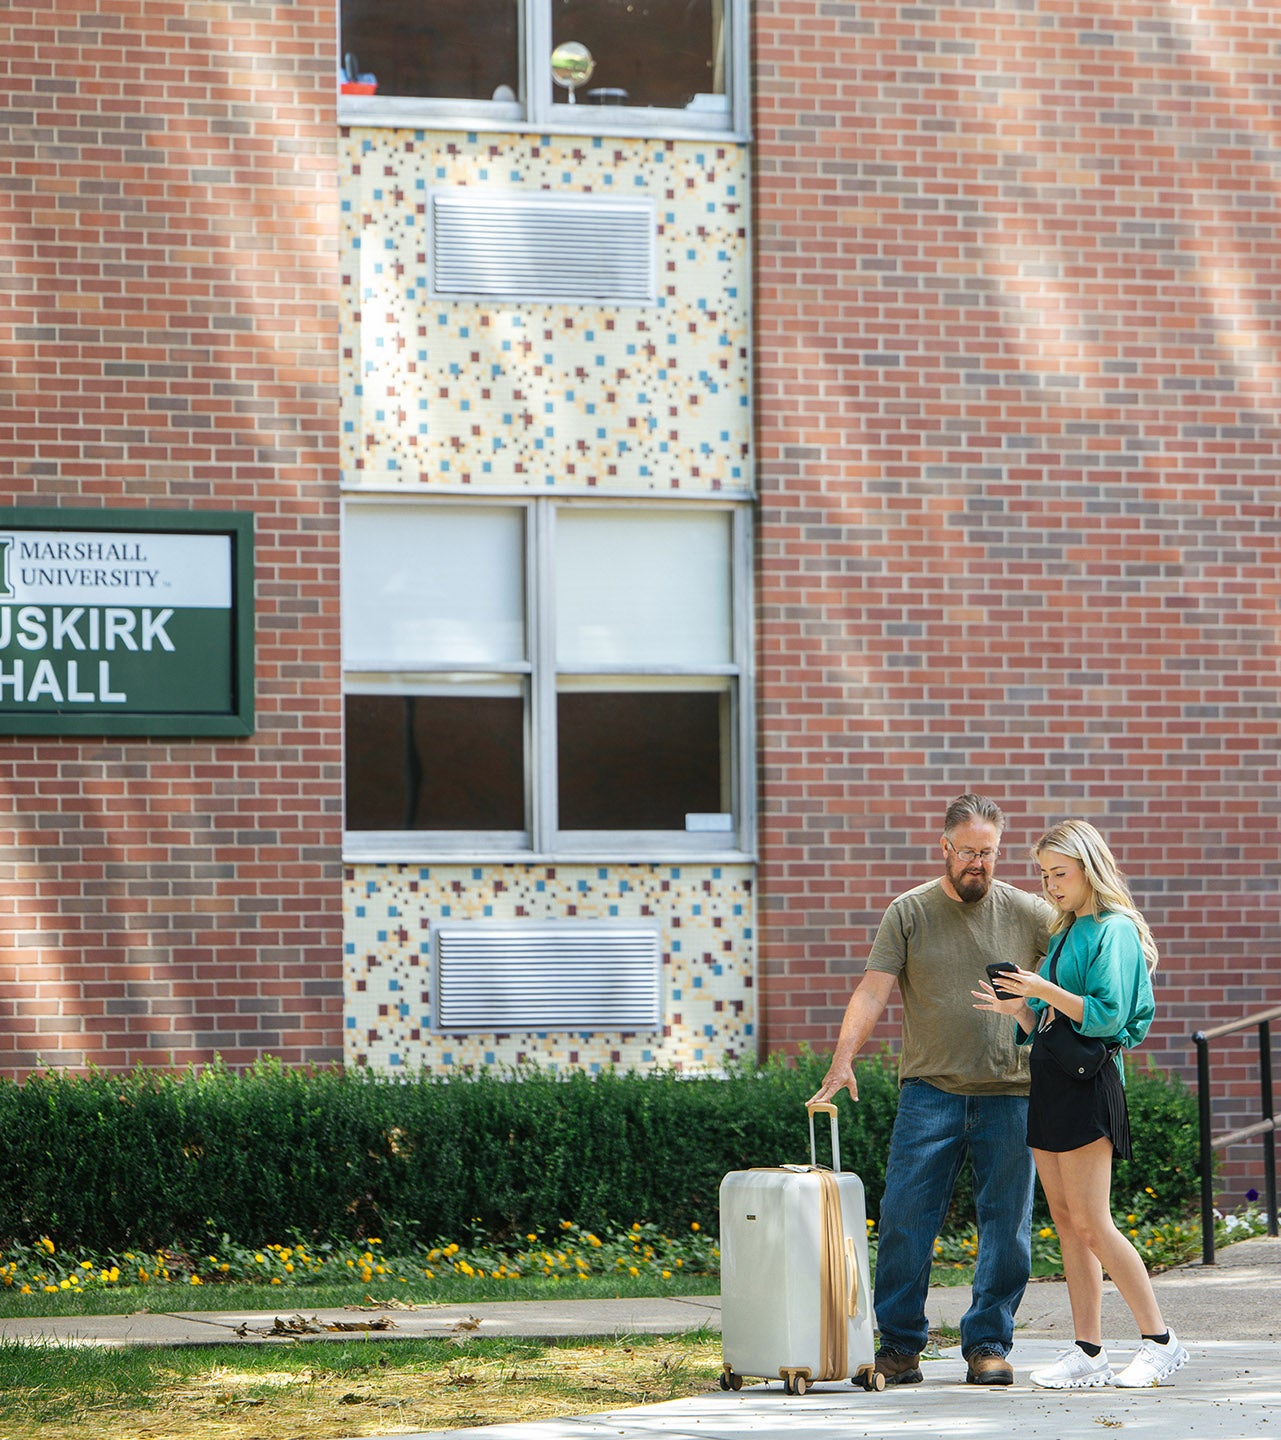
left=854, top=1364, right=885, bottom=1393
left=719, top=1365, right=743, bottom=1391
left=782, top=1370, right=809, bottom=1396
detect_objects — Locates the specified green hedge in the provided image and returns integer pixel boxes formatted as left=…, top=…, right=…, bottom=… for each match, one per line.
left=0, top=1053, right=1200, bottom=1252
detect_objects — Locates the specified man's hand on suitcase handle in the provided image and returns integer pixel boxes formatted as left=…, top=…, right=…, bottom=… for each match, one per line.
left=808, top=1064, right=858, bottom=1105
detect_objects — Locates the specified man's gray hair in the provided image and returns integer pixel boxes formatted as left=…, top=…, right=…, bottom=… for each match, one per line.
left=943, top=793, right=1006, bottom=836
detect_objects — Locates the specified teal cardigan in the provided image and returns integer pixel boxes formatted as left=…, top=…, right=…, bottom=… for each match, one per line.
left=1020, top=912, right=1155, bottom=1059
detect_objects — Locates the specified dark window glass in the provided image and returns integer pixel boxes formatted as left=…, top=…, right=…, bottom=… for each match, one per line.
left=557, top=690, right=725, bottom=830
left=341, top=0, right=520, bottom=101
left=553, top=0, right=725, bottom=109
left=346, top=694, right=525, bottom=831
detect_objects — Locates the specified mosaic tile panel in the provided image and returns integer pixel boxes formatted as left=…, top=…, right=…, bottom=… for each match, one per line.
left=340, top=131, right=750, bottom=492
left=343, top=863, right=755, bottom=1072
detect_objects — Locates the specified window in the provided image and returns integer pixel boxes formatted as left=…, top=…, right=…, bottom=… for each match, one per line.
left=338, top=0, right=747, bottom=136
left=342, top=498, right=752, bottom=859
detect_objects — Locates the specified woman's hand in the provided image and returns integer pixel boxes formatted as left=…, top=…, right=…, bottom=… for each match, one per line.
left=971, top=968, right=1041, bottom=1036
left=970, top=979, right=1029, bottom=1016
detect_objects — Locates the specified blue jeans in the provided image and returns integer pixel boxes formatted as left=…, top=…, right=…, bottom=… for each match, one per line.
left=872, top=1080, right=1034, bottom=1360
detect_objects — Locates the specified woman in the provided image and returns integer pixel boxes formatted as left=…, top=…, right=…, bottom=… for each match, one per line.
left=972, top=819, right=1188, bottom=1389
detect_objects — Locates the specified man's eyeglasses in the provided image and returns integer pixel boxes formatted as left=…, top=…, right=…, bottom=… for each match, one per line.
left=944, top=838, right=1000, bottom=865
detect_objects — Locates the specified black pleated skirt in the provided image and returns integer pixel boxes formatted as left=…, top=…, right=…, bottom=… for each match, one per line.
left=1026, top=1036, right=1132, bottom=1160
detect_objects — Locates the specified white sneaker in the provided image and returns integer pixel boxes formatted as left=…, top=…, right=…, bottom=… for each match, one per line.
left=1029, top=1345, right=1114, bottom=1389
left=1113, top=1332, right=1189, bottom=1388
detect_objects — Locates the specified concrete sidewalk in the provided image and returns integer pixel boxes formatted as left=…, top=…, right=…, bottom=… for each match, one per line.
left=1, top=1234, right=1277, bottom=1438
left=353, top=1235, right=1280, bottom=1440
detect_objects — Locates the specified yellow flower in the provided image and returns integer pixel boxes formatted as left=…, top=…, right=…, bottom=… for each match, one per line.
left=662, top=1269, right=672, bottom=1279
left=190, top=1275, right=203, bottom=1285
left=691, top=1222, right=701, bottom=1232
left=527, top=1233, right=538, bottom=1242
left=44, top=1284, right=58, bottom=1294
left=628, top=1265, right=639, bottom=1277
left=39, top=1238, right=55, bottom=1255
left=270, top=1276, right=282, bottom=1285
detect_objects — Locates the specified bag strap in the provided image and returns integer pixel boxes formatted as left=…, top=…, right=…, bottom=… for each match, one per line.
left=1045, top=914, right=1074, bottom=984
left=816, top=1169, right=849, bottom=1381
left=1045, top=918, right=1121, bottom=1057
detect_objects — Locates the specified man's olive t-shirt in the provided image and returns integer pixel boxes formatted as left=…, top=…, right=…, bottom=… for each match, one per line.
left=867, top=877, right=1053, bottom=1096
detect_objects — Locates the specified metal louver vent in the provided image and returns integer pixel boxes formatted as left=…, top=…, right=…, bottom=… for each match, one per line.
left=430, top=191, right=656, bottom=303
left=433, top=923, right=663, bottom=1032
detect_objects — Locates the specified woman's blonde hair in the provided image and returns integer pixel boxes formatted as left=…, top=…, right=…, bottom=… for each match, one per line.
left=1032, top=819, right=1159, bottom=973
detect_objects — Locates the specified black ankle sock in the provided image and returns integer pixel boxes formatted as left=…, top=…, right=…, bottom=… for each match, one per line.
left=1142, top=1332, right=1170, bottom=1346
left=1076, top=1341, right=1102, bottom=1357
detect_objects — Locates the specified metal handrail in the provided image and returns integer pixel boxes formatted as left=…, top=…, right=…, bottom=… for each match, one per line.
left=1191, top=1005, right=1280, bottom=1265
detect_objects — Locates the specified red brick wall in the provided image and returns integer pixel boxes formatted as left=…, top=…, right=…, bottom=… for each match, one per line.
left=753, top=0, right=1281, bottom=1194
left=0, top=3, right=343, bottom=1069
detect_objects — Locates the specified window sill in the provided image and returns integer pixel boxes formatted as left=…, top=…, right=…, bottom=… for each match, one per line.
left=337, top=95, right=748, bottom=143
left=343, top=833, right=756, bottom=867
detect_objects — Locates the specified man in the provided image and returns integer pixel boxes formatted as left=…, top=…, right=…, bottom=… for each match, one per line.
left=809, top=794, right=1053, bottom=1386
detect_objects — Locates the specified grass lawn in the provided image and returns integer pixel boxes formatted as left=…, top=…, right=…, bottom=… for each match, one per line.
left=0, top=1329, right=727, bottom=1440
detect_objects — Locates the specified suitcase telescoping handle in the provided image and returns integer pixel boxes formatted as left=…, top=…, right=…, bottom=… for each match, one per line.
left=806, top=1100, right=842, bottom=1173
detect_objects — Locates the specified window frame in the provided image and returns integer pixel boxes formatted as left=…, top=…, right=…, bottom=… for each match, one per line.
left=337, top=0, right=750, bottom=140
left=341, top=495, right=755, bottom=863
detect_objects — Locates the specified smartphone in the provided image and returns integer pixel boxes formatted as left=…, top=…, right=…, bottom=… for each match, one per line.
left=985, top=961, right=1019, bottom=1000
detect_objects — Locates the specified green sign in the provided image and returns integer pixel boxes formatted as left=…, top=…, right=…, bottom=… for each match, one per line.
left=0, top=508, right=254, bottom=736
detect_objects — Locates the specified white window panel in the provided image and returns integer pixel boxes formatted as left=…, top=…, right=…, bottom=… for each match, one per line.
left=343, top=504, right=525, bottom=669
left=554, top=508, right=732, bottom=668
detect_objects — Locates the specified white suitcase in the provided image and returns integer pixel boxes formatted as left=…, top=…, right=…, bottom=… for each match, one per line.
left=718, top=1102, right=882, bottom=1395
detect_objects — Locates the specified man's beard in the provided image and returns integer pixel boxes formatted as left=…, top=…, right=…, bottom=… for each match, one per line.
left=949, top=863, right=992, bottom=903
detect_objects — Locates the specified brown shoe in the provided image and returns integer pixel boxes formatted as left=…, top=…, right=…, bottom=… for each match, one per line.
left=966, top=1351, right=1014, bottom=1385
left=874, top=1349, right=923, bottom=1385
